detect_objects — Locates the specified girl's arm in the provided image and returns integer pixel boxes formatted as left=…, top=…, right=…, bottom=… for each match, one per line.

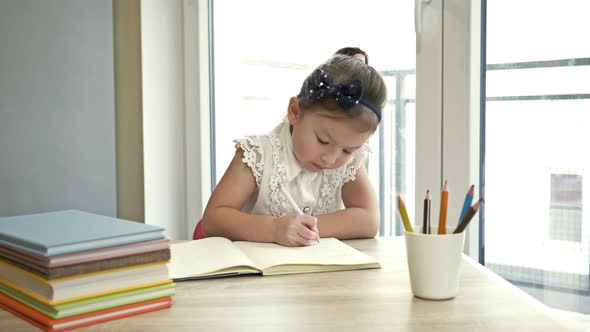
left=316, top=165, right=380, bottom=239
left=201, top=149, right=319, bottom=246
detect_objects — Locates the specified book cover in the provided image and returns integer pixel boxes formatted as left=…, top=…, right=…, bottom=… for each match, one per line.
left=0, top=282, right=175, bottom=319
left=0, top=210, right=165, bottom=256
left=0, top=292, right=172, bottom=332
left=168, top=237, right=380, bottom=281
left=0, top=260, right=171, bottom=304
left=2, top=248, right=170, bottom=279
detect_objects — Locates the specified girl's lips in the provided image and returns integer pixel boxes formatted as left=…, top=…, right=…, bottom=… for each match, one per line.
left=311, top=162, right=325, bottom=171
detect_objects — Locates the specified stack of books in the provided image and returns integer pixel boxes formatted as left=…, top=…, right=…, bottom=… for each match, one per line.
left=0, top=210, right=175, bottom=331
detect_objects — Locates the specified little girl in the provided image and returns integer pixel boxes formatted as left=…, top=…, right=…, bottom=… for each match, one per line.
left=200, top=52, right=387, bottom=246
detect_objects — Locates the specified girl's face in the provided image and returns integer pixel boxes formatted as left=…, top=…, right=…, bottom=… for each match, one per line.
left=287, top=97, right=372, bottom=172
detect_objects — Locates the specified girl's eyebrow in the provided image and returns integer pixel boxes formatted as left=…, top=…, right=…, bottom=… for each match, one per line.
left=322, top=131, right=362, bottom=150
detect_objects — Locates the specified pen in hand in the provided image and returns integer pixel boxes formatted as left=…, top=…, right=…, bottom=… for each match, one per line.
left=278, top=183, right=320, bottom=244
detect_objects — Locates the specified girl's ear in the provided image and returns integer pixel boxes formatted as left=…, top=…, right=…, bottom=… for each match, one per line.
left=352, top=53, right=367, bottom=63
left=287, top=97, right=300, bottom=125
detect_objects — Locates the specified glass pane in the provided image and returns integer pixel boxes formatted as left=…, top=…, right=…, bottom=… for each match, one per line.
left=213, top=0, right=416, bottom=236
left=485, top=0, right=590, bottom=315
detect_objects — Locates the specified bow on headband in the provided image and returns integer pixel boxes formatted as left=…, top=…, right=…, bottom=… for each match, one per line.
left=298, top=69, right=381, bottom=121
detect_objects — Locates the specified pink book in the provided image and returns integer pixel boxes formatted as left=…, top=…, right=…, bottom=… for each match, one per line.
left=0, top=239, right=171, bottom=279
left=0, top=239, right=169, bottom=267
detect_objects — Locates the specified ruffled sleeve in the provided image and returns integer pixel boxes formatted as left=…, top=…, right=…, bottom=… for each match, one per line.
left=234, top=136, right=264, bottom=187
left=342, top=143, right=371, bottom=184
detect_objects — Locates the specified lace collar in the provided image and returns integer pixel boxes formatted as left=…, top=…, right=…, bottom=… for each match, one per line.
left=277, top=120, right=303, bottom=183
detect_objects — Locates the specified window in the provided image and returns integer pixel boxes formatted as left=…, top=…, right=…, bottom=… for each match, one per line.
left=211, top=0, right=444, bottom=236
left=484, top=0, right=590, bottom=314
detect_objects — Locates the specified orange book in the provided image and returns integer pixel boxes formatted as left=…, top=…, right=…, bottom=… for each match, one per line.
left=0, top=292, right=172, bottom=332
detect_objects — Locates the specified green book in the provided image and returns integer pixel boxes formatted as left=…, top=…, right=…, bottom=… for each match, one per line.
left=0, top=282, right=175, bottom=319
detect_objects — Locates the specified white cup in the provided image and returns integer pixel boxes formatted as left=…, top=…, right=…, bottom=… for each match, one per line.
left=404, top=227, right=466, bottom=300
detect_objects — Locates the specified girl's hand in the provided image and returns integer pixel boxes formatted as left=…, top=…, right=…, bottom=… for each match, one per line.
left=272, top=214, right=320, bottom=247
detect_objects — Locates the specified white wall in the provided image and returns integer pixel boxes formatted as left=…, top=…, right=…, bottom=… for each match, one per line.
left=442, top=0, right=481, bottom=257
left=141, top=0, right=211, bottom=239
left=416, top=0, right=482, bottom=258
left=183, top=0, right=212, bottom=239
left=0, top=0, right=116, bottom=217
left=141, top=0, right=187, bottom=239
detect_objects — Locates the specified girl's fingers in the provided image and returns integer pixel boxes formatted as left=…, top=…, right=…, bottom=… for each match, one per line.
left=301, top=217, right=320, bottom=239
left=299, top=216, right=317, bottom=229
left=296, top=227, right=318, bottom=242
left=290, top=233, right=312, bottom=246
left=295, top=224, right=319, bottom=246
left=302, top=217, right=320, bottom=241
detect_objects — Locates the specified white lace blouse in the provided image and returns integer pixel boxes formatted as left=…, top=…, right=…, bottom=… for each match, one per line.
left=234, top=120, right=370, bottom=217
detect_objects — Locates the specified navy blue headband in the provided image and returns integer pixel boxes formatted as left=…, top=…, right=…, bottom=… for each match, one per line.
left=297, top=69, right=382, bottom=122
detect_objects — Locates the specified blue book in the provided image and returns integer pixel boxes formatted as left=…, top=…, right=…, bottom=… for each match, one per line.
left=0, top=210, right=165, bottom=257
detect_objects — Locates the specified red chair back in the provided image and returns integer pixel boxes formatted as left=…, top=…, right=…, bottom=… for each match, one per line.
left=192, top=220, right=206, bottom=240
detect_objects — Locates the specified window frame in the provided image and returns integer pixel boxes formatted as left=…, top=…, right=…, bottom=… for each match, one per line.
left=188, top=0, right=478, bottom=245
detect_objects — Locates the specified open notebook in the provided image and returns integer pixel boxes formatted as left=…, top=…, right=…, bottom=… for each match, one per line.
left=168, top=237, right=380, bottom=281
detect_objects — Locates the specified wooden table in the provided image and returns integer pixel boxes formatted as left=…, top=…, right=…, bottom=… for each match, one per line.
left=0, top=237, right=587, bottom=331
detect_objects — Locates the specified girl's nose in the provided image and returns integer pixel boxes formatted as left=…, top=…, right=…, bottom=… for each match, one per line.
left=320, top=150, right=338, bottom=166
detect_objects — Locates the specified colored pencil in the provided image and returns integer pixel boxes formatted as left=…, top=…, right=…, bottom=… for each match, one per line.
left=453, top=198, right=484, bottom=234
left=422, top=190, right=431, bottom=234
left=437, top=180, right=449, bottom=234
left=397, top=194, right=413, bottom=232
left=458, top=185, right=475, bottom=223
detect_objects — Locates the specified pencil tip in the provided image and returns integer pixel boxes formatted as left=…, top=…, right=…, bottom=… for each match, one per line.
left=472, top=198, right=484, bottom=209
